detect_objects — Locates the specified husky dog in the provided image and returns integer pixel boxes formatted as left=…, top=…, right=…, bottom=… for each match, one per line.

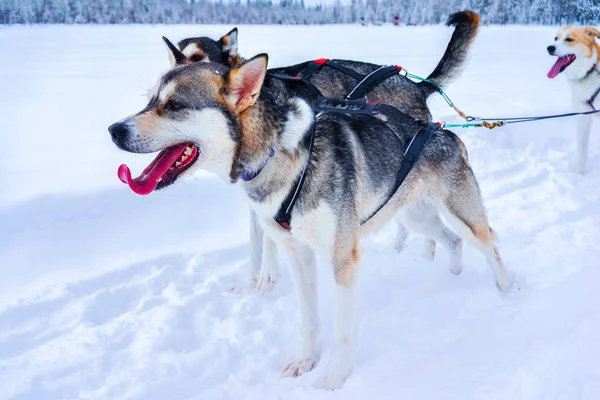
left=175, top=12, right=478, bottom=122
left=547, top=26, right=600, bottom=174
left=166, top=12, right=481, bottom=289
left=108, top=53, right=512, bottom=389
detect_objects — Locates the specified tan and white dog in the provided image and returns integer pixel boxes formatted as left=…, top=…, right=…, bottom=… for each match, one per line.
left=547, top=26, right=600, bottom=174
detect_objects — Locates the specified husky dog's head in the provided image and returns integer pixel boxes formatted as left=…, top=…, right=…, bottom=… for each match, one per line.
left=166, top=28, right=242, bottom=68
left=108, top=48, right=270, bottom=195
left=547, top=26, right=600, bottom=80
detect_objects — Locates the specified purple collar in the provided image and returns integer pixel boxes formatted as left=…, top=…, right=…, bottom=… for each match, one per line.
left=240, top=147, right=276, bottom=182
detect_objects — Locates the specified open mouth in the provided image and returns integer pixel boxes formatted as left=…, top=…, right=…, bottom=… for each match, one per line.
left=118, top=143, right=199, bottom=195
left=548, top=54, right=576, bottom=78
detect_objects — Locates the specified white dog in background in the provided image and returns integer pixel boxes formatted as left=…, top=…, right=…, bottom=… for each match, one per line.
left=547, top=26, right=600, bottom=174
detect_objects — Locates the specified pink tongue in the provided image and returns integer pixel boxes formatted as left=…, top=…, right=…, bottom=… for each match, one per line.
left=118, top=143, right=188, bottom=195
left=548, top=56, right=567, bottom=79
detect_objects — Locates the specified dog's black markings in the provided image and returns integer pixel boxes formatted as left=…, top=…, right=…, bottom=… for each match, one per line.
left=584, top=66, right=600, bottom=110
left=273, top=97, right=439, bottom=230
left=268, top=58, right=403, bottom=101
left=587, top=85, right=600, bottom=110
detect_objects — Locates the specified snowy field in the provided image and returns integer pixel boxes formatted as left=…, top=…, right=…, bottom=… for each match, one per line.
left=1, top=24, right=600, bottom=399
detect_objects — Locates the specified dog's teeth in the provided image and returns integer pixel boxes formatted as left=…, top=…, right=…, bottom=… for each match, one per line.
left=175, top=161, right=182, bottom=167
left=184, top=147, right=193, bottom=156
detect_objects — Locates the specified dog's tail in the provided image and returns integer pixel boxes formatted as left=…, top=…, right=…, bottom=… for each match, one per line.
left=421, top=11, right=480, bottom=96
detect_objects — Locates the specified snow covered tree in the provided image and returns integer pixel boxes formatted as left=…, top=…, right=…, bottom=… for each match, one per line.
left=0, top=0, right=598, bottom=25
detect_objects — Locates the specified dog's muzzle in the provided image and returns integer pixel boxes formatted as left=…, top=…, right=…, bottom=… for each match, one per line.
left=547, top=45, right=556, bottom=55
left=108, top=121, right=130, bottom=149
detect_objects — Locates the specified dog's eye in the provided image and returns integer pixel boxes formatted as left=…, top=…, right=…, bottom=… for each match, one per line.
left=191, top=55, right=204, bottom=62
left=565, top=37, right=574, bottom=42
left=165, top=100, right=185, bottom=112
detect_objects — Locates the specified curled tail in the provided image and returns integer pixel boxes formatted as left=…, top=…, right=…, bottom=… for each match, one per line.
left=421, top=11, right=480, bottom=96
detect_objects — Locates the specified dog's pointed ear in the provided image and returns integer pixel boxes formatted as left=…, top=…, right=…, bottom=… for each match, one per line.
left=585, top=27, right=600, bottom=39
left=163, top=36, right=187, bottom=67
left=224, top=53, right=268, bottom=113
left=219, top=28, right=239, bottom=66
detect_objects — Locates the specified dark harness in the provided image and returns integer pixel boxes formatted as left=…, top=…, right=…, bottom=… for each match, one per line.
left=267, top=58, right=404, bottom=101
left=272, top=97, right=439, bottom=230
left=586, top=65, right=600, bottom=110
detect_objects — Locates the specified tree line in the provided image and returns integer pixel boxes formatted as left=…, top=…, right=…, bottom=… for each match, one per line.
left=0, top=0, right=598, bottom=25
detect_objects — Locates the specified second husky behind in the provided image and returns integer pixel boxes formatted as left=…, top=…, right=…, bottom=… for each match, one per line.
left=170, top=11, right=481, bottom=288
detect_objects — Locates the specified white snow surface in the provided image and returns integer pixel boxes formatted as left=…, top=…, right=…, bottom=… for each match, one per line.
left=1, top=24, right=599, bottom=399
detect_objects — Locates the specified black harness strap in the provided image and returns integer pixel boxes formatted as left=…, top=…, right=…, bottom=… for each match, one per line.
left=267, top=59, right=402, bottom=103
left=273, top=98, right=436, bottom=230
left=587, top=85, right=600, bottom=110
left=274, top=123, right=316, bottom=230
left=268, top=72, right=324, bottom=98
left=346, top=65, right=402, bottom=100
left=320, top=60, right=364, bottom=81
left=312, top=97, right=380, bottom=115
left=584, top=67, right=600, bottom=110
left=274, top=97, right=381, bottom=230
left=361, top=122, right=439, bottom=225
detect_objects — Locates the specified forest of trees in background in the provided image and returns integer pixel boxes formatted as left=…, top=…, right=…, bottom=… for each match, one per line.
left=0, top=0, right=598, bottom=25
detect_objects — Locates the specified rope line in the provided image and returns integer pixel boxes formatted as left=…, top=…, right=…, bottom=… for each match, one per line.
left=400, top=68, right=600, bottom=130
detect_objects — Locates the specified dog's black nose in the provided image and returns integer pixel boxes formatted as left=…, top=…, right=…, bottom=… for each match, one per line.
left=547, top=45, right=556, bottom=55
left=108, top=122, right=128, bottom=146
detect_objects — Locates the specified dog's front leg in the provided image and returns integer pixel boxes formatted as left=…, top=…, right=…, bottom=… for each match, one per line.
left=281, top=242, right=319, bottom=377
left=576, top=114, right=592, bottom=174
left=316, top=237, right=360, bottom=390
left=247, top=210, right=264, bottom=281
left=255, top=235, right=277, bottom=292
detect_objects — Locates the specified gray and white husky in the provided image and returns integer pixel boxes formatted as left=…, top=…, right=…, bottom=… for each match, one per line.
left=108, top=53, right=512, bottom=389
left=166, top=11, right=481, bottom=290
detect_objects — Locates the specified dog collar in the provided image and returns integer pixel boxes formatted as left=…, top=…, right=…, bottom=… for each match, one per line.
left=240, top=147, right=275, bottom=182
left=586, top=64, right=599, bottom=78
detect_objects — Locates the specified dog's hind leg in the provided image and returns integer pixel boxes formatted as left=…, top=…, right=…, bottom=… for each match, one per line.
left=576, top=114, right=592, bottom=174
left=440, top=170, right=512, bottom=293
left=281, top=242, right=319, bottom=378
left=394, top=219, right=438, bottom=261
left=402, top=202, right=463, bottom=275
left=394, top=221, right=410, bottom=253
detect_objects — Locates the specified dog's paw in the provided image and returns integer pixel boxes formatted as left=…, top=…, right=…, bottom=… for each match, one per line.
left=281, top=357, right=315, bottom=378
left=253, top=273, right=276, bottom=293
left=226, top=273, right=276, bottom=295
left=497, top=276, right=520, bottom=297
left=449, top=261, right=463, bottom=275
left=314, top=371, right=348, bottom=390
left=449, top=254, right=462, bottom=275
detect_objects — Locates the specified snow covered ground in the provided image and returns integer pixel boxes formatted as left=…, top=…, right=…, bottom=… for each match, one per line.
left=1, top=24, right=599, bottom=399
